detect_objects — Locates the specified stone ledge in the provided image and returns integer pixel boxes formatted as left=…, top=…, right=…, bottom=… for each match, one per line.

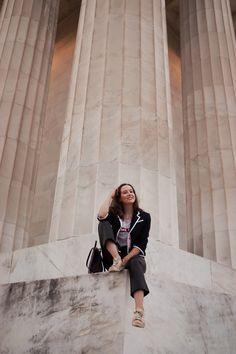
left=0, top=272, right=128, bottom=354
left=0, top=236, right=236, bottom=297
left=0, top=272, right=236, bottom=354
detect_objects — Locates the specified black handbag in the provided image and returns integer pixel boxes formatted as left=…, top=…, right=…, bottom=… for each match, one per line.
left=86, top=241, right=104, bottom=273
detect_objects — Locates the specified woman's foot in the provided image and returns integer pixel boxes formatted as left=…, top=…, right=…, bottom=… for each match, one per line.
left=132, top=308, right=145, bottom=328
left=109, top=256, right=124, bottom=272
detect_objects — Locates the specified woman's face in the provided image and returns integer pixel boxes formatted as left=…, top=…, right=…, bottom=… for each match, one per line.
left=119, top=185, right=136, bottom=205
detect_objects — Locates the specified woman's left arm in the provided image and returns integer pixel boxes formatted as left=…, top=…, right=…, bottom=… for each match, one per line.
left=122, top=247, right=140, bottom=265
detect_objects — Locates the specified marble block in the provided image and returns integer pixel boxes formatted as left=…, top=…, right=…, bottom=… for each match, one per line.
left=8, top=233, right=97, bottom=284
left=0, top=273, right=128, bottom=354
left=211, top=261, right=236, bottom=295
left=147, top=239, right=236, bottom=296
left=0, top=273, right=236, bottom=354
left=124, top=274, right=236, bottom=354
left=1, top=235, right=236, bottom=299
left=146, top=238, right=212, bottom=290
left=0, top=251, right=11, bottom=284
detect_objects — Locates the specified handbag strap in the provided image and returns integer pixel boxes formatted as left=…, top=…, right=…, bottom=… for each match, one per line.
left=86, top=240, right=98, bottom=268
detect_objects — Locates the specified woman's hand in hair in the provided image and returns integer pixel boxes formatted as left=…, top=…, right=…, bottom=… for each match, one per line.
left=98, top=187, right=117, bottom=219
left=110, top=188, right=117, bottom=199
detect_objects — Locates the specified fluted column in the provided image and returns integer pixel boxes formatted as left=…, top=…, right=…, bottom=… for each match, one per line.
left=50, top=0, right=178, bottom=246
left=180, top=0, right=236, bottom=267
left=0, top=0, right=59, bottom=252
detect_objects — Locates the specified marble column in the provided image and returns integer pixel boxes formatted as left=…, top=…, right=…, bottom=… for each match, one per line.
left=0, top=0, right=59, bottom=252
left=50, top=0, right=178, bottom=247
left=180, top=0, right=236, bottom=267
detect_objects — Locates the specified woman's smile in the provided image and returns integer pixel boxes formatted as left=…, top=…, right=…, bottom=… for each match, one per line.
left=120, top=185, right=136, bottom=204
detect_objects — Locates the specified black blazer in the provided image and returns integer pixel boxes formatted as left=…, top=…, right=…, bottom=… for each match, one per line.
left=98, top=209, right=151, bottom=255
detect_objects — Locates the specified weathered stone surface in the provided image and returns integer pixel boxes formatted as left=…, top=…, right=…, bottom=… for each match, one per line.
left=125, top=274, right=236, bottom=354
left=0, top=273, right=128, bottom=354
left=0, top=272, right=236, bottom=354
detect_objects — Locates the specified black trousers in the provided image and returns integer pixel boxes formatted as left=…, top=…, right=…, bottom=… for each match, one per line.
left=98, top=221, right=149, bottom=298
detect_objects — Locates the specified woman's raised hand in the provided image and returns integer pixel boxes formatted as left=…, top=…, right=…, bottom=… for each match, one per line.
left=98, top=187, right=117, bottom=218
left=110, top=188, right=117, bottom=199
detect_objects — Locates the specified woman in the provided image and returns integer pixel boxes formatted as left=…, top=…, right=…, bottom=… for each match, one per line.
left=97, top=183, right=151, bottom=328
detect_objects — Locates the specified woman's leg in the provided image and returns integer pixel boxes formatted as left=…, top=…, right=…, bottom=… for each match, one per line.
left=126, top=256, right=149, bottom=298
left=133, top=290, right=144, bottom=311
left=106, top=240, right=120, bottom=258
left=126, top=256, right=149, bottom=327
left=98, top=221, right=124, bottom=271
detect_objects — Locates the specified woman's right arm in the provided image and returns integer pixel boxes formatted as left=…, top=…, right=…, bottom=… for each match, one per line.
left=97, top=189, right=116, bottom=219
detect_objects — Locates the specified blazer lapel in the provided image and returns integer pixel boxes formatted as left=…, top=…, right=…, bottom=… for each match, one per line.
left=130, top=211, right=141, bottom=233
